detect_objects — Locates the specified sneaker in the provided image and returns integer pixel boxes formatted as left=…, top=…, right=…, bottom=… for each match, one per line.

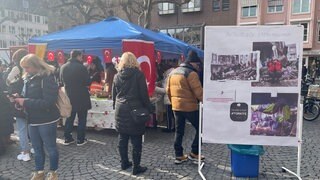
left=17, top=152, right=31, bottom=162
left=63, top=138, right=75, bottom=146
left=188, top=152, right=205, bottom=162
left=77, top=139, right=88, bottom=146
left=174, top=154, right=188, bottom=164
left=46, top=171, right=58, bottom=180
left=30, top=171, right=45, bottom=180
left=30, top=148, right=35, bottom=154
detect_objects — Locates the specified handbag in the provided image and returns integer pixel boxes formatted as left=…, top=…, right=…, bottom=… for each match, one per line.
left=130, top=106, right=150, bottom=124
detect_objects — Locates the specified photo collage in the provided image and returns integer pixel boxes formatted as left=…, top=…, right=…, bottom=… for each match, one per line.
left=209, top=41, right=300, bottom=137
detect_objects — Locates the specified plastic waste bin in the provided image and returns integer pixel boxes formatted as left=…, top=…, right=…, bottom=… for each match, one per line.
left=228, top=144, right=265, bottom=178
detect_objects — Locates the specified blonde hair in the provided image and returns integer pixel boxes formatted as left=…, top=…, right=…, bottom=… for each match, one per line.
left=117, top=52, right=140, bottom=70
left=20, top=54, right=55, bottom=76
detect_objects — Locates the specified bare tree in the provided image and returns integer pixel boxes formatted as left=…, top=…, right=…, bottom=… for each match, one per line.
left=119, top=0, right=190, bottom=28
left=41, top=0, right=118, bottom=24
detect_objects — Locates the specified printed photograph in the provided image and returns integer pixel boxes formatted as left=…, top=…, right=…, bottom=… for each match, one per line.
left=210, top=52, right=259, bottom=81
left=250, top=93, right=298, bottom=137
left=251, top=42, right=299, bottom=87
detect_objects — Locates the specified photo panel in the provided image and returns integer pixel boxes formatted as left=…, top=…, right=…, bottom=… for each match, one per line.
left=251, top=41, right=299, bottom=87
left=210, top=52, right=260, bottom=81
left=251, top=93, right=298, bottom=137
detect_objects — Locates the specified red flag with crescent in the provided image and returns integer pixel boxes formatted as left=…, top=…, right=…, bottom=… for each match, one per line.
left=56, top=50, right=65, bottom=65
left=103, top=49, right=112, bottom=63
left=122, top=39, right=156, bottom=96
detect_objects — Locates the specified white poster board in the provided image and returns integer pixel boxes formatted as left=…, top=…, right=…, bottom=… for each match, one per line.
left=203, top=26, right=303, bottom=146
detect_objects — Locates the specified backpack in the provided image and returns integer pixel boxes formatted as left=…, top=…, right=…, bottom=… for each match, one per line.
left=56, top=87, right=72, bottom=118
left=42, top=78, right=72, bottom=118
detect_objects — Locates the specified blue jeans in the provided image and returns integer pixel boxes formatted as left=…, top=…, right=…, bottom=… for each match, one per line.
left=64, top=110, right=88, bottom=142
left=29, top=122, right=59, bottom=171
left=16, top=117, right=30, bottom=152
left=173, top=111, right=199, bottom=157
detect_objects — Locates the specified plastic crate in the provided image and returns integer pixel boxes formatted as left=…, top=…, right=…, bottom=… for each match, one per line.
left=231, top=150, right=259, bottom=178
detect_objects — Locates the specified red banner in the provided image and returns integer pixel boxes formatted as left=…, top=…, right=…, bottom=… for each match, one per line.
left=122, top=40, right=156, bottom=96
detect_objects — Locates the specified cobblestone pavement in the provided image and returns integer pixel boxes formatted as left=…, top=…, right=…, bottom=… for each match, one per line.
left=0, top=118, right=319, bottom=180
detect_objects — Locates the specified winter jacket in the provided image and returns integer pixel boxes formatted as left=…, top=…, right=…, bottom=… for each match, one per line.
left=166, top=62, right=203, bottom=112
left=0, top=72, right=13, bottom=136
left=6, top=65, right=25, bottom=118
left=23, top=74, right=60, bottom=125
left=60, top=59, right=92, bottom=111
left=112, top=68, right=152, bottom=136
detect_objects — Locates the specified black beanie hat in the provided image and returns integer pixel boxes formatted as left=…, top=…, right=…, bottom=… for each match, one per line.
left=186, top=50, right=200, bottom=63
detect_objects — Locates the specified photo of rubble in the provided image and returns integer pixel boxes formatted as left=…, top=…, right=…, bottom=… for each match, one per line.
left=210, top=52, right=259, bottom=81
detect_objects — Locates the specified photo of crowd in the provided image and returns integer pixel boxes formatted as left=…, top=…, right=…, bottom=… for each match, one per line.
left=250, top=93, right=298, bottom=137
left=251, top=41, right=299, bottom=87
left=210, top=52, right=259, bottom=81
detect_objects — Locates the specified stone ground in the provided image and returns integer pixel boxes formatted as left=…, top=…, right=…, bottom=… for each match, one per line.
left=0, top=118, right=319, bottom=180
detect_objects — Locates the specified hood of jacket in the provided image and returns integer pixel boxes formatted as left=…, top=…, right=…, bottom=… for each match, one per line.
left=118, top=67, right=139, bottom=80
left=179, top=62, right=197, bottom=72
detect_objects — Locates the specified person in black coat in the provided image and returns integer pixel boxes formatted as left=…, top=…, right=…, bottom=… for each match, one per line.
left=0, top=62, right=13, bottom=156
left=15, top=54, right=60, bottom=179
left=60, top=50, right=91, bottom=146
left=112, top=52, right=152, bottom=175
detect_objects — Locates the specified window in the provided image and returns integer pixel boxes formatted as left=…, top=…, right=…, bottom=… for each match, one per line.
left=0, top=9, right=4, bottom=17
left=241, top=0, right=257, bottom=17
left=291, top=22, right=309, bottom=42
left=181, top=0, right=201, bottom=13
left=158, top=3, right=175, bottom=15
left=2, top=41, right=7, bottom=48
left=34, top=16, right=40, bottom=23
left=318, top=22, right=320, bottom=42
left=10, top=41, right=16, bottom=46
left=29, top=14, right=32, bottom=22
left=268, top=0, right=283, bottom=13
left=213, top=0, right=220, bottom=11
left=292, top=0, right=310, bottom=14
left=1, top=25, right=6, bottom=33
left=222, top=0, right=230, bottom=11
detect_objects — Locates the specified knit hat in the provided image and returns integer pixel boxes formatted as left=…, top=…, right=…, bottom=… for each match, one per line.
left=186, top=50, right=200, bottom=63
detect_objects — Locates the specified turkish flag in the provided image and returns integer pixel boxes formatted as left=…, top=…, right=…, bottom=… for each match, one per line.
left=56, top=50, right=65, bottom=65
left=122, top=40, right=156, bottom=96
left=103, top=49, right=112, bottom=63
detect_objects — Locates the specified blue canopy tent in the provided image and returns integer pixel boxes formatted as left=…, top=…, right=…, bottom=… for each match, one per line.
left=29, top=17, right=203, bottom=61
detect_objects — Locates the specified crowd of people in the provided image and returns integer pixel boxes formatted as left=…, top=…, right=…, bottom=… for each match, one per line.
left=0, top=49, right=204, bottom=179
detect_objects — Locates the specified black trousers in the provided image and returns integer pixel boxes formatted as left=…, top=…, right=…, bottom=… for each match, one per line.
left=118, top=133, right=142, bottom=153
left=173, top=110, right=199, bottom=157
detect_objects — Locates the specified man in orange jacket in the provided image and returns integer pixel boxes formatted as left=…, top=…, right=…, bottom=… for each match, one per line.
left=166, top=50, right=204, bottom=164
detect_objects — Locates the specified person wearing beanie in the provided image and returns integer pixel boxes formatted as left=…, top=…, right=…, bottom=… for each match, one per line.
left=166, top=50, right=204, bottom=164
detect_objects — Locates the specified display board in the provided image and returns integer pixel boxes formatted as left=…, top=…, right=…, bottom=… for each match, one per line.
left=203, top=26, right=303, bottom=146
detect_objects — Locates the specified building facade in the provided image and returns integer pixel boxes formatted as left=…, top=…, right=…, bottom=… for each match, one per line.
left=150, top=0, right=238, bottom=49
left=0, top=8, right=48, bottom=48
left=237, top=0, right=318, bottom=66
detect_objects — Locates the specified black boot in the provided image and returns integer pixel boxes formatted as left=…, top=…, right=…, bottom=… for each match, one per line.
left=132, top=150, right=147, bottom=175
left=119, top=147, right=132, bottom=170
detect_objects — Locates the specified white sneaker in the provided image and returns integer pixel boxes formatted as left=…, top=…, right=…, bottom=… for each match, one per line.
left=17, top=153, right=31, bottom=161
left=30, top=148, right=35, bottom=154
